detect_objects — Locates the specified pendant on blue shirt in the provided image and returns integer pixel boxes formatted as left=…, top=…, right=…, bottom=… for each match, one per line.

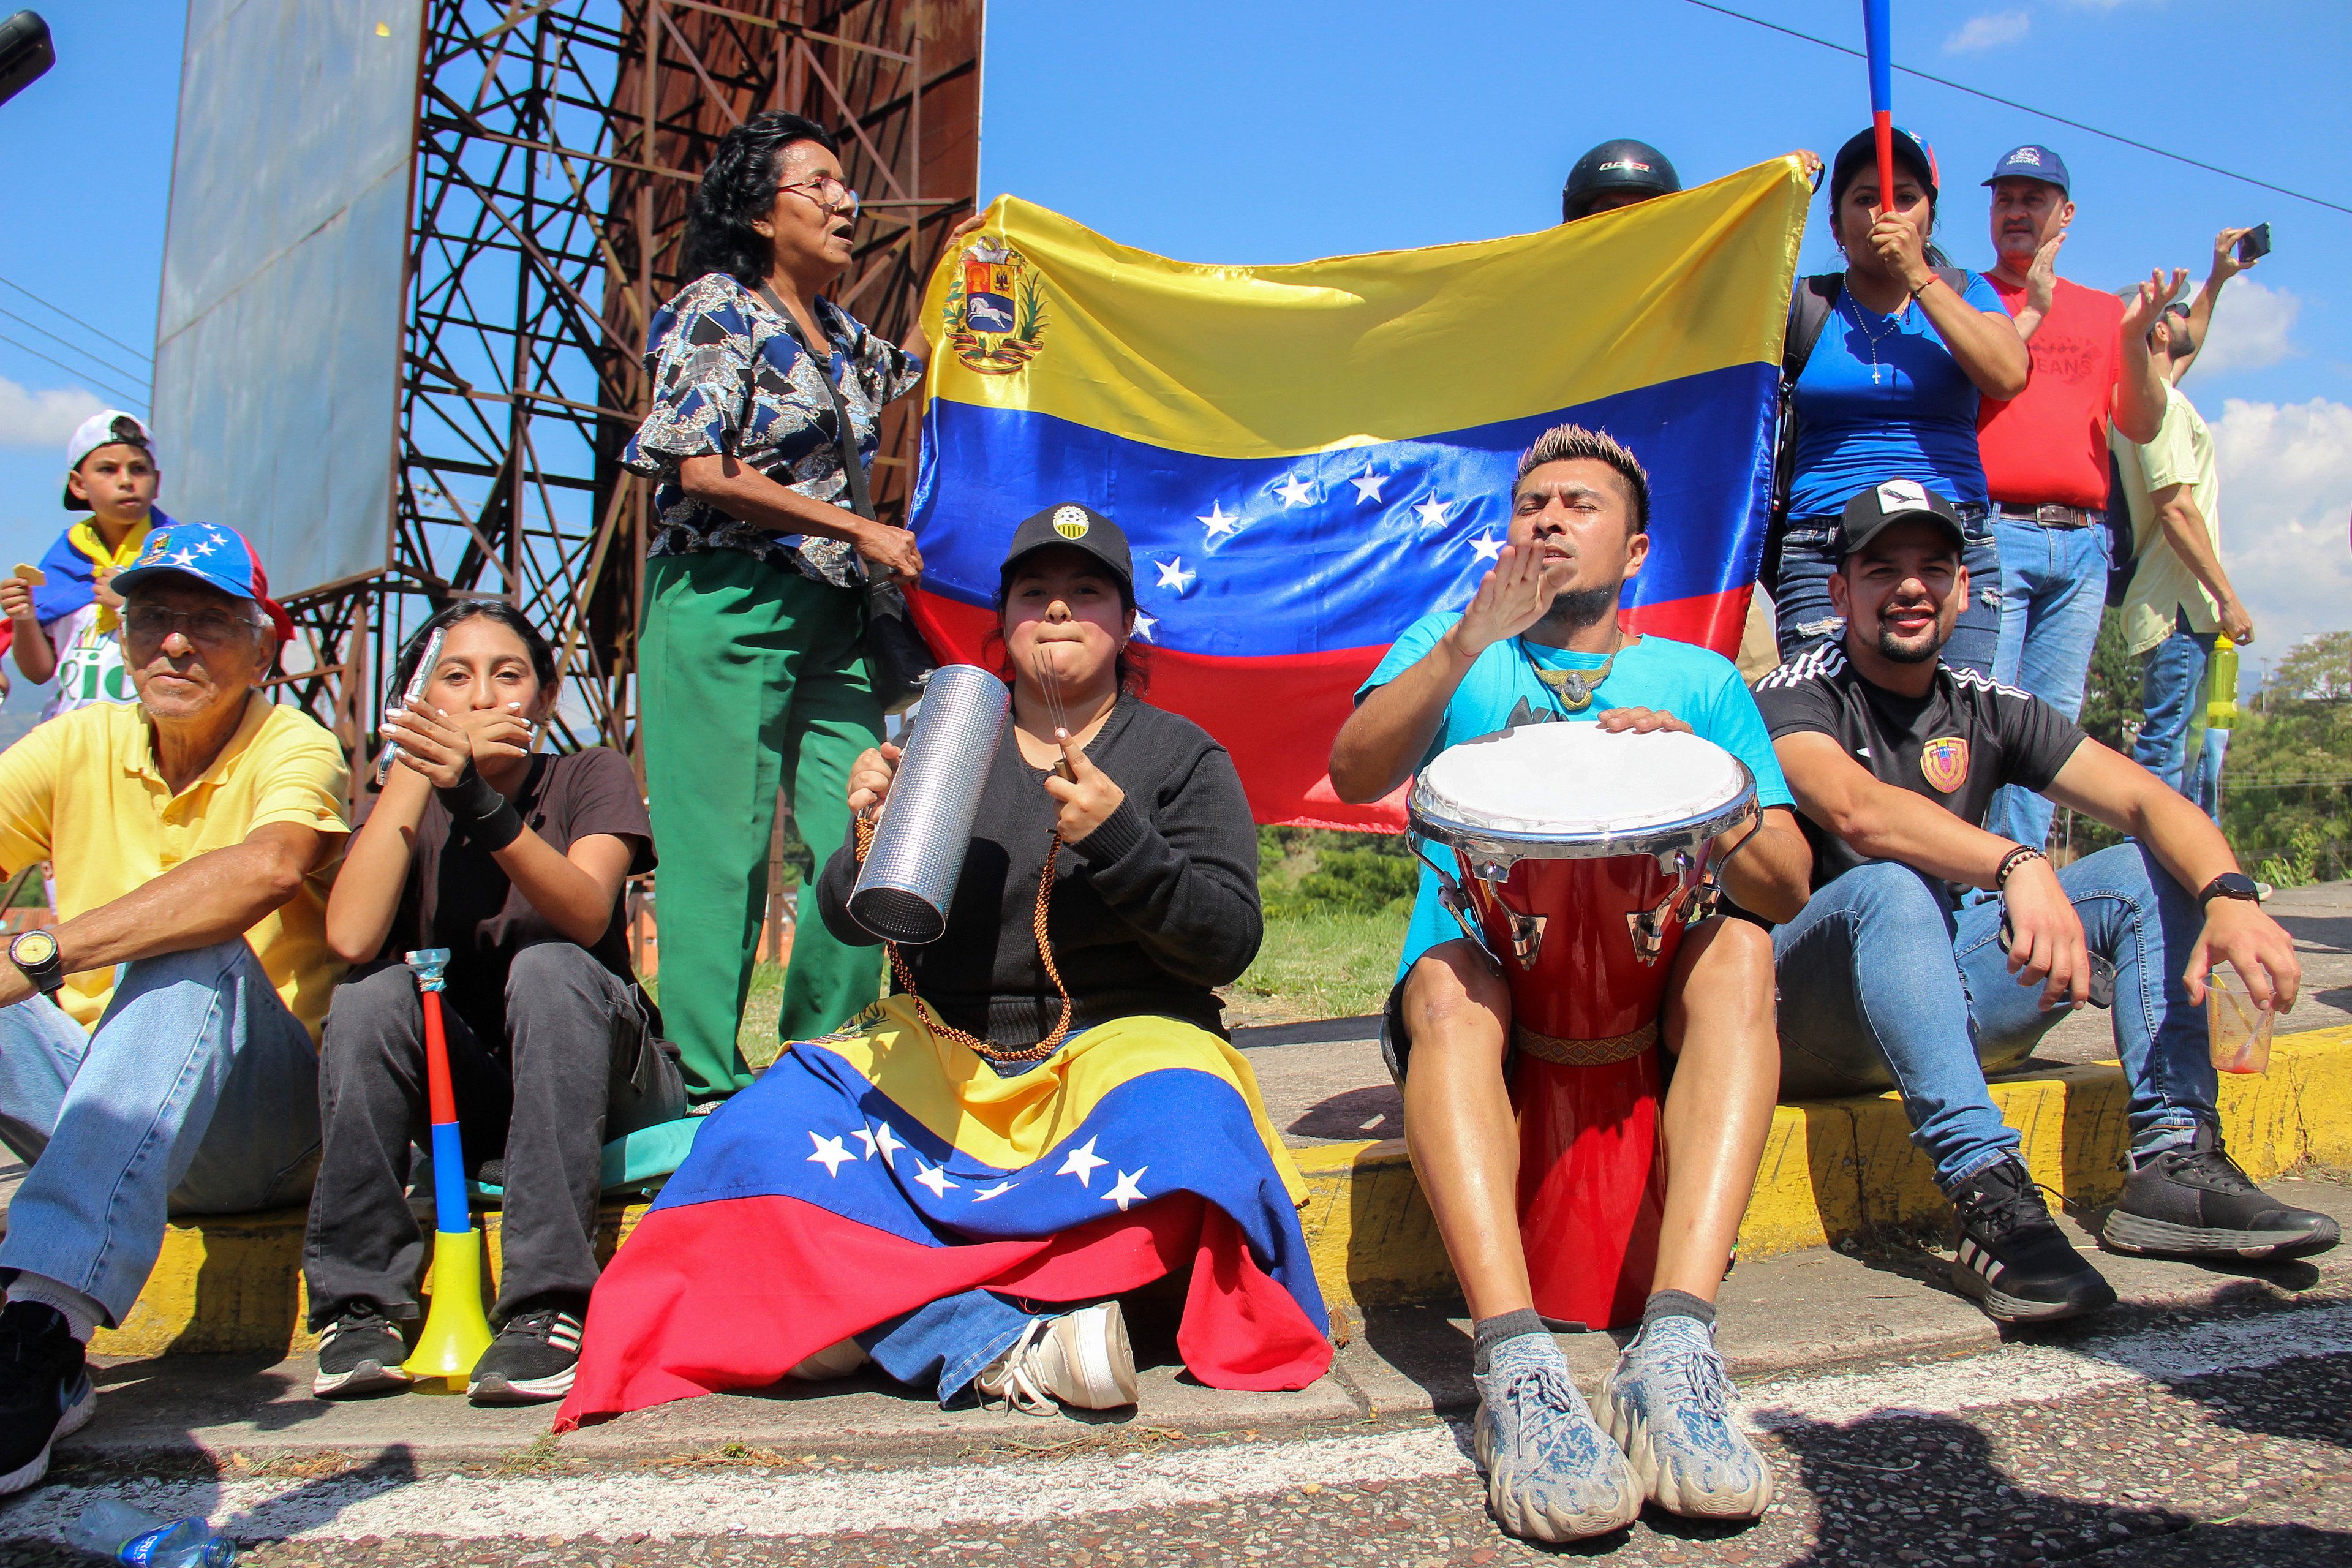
left=1520, top=628, right=1624, bottom=715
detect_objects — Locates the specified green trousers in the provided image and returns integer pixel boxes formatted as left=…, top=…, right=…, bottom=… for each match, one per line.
left=641, top=551, right=886, bottom=1101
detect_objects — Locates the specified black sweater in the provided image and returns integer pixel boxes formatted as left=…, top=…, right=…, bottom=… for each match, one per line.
left=816, top=695, right=1262, bottom=1049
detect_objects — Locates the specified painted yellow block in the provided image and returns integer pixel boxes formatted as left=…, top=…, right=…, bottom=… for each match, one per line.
left=1294, top=1139, right=1453, bottom=1310
left=86, top=1202, right=656, bottom=1360
left=2285, top=1025, right=2352, bottom=1168
left=1741, top=1101, right=1861, bottom=1256
left=1847, top=1090, right=1944, bottom=1231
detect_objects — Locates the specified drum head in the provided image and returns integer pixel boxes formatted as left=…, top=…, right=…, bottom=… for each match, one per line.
left=1411, top=723, right=1754, bottom=854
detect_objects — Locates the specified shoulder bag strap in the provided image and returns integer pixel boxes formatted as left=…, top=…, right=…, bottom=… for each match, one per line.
left=757, top=282, right=877, bottom=523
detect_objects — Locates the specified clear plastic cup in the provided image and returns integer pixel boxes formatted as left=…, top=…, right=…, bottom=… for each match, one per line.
left=2207, top=969, right=2275, bottom=1075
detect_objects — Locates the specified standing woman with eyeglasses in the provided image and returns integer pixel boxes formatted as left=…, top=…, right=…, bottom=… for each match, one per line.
left=622, top=111, right=977, bottom=1103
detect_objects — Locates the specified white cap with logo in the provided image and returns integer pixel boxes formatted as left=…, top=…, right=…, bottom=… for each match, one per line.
left=62, top=409, right=158, bottom=511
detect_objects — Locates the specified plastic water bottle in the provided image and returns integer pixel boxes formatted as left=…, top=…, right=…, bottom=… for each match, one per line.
left=64, top=1499, right=238, bottom=1566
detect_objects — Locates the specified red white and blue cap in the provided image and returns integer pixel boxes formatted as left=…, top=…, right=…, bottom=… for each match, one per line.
left=1985, top=144, right=2070, bottom=195
left=111, top=519, right=295, bottom=642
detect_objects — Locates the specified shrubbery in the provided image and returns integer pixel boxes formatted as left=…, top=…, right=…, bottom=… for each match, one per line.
left=1257, top=825, right=1419, bottom=917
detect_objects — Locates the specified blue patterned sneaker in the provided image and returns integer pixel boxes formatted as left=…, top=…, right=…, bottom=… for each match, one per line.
left=1471, top=1335, right=1642, bottom=1542
left=1597, top=1314, right=1773, bottom=1519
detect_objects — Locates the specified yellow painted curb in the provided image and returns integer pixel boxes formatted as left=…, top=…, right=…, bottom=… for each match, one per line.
left=30, top=1025, right=2352, bottom=1359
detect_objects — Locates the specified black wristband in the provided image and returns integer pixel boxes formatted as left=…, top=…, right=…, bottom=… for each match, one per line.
left=436, top=764, right=525, bottom=853
left=1995, top=845, right=2046, bottom=889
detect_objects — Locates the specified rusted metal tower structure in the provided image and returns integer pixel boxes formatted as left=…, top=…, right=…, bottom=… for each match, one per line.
left=277, top=0, right=980, bottom=763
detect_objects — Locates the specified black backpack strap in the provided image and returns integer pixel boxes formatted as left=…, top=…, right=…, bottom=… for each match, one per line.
left=1782, top=273, right=1843, bottom=385
left=756, top=282, right=878, bottom=522
left=1769, top=274, right=1845, bottom=538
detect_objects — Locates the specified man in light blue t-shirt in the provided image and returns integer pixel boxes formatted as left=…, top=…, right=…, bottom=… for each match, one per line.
left=1329, top=424, right=1813, bottom=1545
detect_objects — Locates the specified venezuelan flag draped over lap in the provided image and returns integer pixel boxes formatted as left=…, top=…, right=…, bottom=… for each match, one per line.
left=557, top=1000, right=1329, bottom=1428
left=907, top=159, right=1811, bottom=829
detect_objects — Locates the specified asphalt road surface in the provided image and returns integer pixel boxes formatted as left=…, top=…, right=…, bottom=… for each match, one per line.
left=6, top=1292, right=2349, bottom=1567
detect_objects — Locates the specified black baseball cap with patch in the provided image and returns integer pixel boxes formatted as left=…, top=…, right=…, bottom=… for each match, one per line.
left=999, top=502, right=1133, bottom=594
left=1838, top=478, right=1967, bottom=559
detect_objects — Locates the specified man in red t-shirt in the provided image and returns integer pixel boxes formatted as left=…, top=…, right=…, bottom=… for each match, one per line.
left=1973, top=144, right=2169, bottom=856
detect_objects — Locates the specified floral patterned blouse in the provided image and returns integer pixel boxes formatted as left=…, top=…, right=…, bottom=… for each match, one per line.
left=620, top=272, right=924, bottom=587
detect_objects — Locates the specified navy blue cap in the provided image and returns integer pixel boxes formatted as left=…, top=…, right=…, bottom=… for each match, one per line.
left=1984, top=144, right=2070, bottom=196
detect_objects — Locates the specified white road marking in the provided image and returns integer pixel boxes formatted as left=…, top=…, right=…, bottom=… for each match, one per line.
left=1744, top=1298, right=2352, bottom=1431
left=12, top=1302, right=2346, bottom=1545
left=5, top=1427, right=1477, bottom=1544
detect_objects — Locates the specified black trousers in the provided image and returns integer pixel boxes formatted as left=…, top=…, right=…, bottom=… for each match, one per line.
left=302, top=944, right=686, bottom=1327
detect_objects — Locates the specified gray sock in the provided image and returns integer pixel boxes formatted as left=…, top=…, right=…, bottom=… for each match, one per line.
left=1472, top=1308, right=1549, bottom=1374
left=1640, top=1289, right=1716, bottom=1332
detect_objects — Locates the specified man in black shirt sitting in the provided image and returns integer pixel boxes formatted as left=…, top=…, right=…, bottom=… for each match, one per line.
left=1754, top=480, right=2334, bottom=1324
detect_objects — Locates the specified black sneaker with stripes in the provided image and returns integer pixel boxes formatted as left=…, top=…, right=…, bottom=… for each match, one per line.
left=1948, top=1158, right=2116, bottom=1324
left=467, top=1306, right=584, bottom=1406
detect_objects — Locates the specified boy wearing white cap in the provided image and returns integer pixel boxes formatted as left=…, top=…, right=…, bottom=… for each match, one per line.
left=0, top=410, right=174, bottom=719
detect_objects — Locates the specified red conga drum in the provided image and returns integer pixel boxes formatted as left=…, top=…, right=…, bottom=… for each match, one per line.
left=1409, top=723, right=1757, bottom=1330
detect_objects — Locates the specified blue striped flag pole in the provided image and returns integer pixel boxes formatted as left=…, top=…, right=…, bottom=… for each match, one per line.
left=1863, top=0, right=1896, bottom=213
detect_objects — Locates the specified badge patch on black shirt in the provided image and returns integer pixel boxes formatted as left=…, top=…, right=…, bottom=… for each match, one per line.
left=1921, top=735, right=1969, bottom=793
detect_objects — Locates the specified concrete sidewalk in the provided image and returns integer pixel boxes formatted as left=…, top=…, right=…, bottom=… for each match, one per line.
left=7, top=882, right=2349, bottom=1404
left=56, top=1175, right=2352, bottom=1472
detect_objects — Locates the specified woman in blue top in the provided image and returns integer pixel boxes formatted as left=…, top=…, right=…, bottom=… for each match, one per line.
left=1766, top=127, right=2029, bottom=676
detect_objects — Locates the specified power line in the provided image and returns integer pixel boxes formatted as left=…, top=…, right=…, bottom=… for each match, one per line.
left=0, top=331, right=150, bottom=410
left=1684, top=0, right=2352, bottom=219
left=0, top=305, right=151, bottom=393
left=0, top=273, right=155, bottom=364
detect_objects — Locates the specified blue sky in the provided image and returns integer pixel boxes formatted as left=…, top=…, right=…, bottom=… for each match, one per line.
left=0, top=0, right=2346, bottom=694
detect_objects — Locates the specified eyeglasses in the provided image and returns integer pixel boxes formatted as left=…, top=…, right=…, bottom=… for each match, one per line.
left=122, top=605, right=262, bottom=647
left=777, top=175, right=861, bottom=221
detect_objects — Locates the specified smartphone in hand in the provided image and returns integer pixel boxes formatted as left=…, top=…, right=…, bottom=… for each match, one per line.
left=2237, top=223, right=2273, bottom=265
left=1999, top=914, right=2116, bottom=1009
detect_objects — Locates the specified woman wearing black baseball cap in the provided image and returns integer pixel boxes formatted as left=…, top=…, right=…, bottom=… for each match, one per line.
left=1763, top=124, right=2031, bottom=679
left=717, top=502, right=1310, bottom=1418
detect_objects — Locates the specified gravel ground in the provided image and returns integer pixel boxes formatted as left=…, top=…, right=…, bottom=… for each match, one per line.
left=8, top=1309, right=2348, bottom=1568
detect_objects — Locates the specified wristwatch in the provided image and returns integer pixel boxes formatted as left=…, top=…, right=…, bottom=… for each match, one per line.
left=2198, top=872, right=2261, bottom=913
left=9, top=929, right=64, bottom=998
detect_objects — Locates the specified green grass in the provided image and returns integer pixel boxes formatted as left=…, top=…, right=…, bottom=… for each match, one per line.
left=643, top=963, right=790, bottom=1070
left=649, top=907, right=1400, bottom=1056
left=1229, top=907, right=1398, bottom=1023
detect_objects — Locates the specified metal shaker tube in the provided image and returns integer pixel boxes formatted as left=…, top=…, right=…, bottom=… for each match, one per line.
left=850, top=663, right=1012, bottom=944
left=374, top=625, right=448, bottom=786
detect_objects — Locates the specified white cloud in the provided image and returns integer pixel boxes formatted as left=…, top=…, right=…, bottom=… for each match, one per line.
left=2182, top=277, right=2299, bottom=378
left=0, top=378, right=102, bottom=450
left=2205, top=397, right=2352, bottom=661
left=1943, top=10, right=2030, bottom=53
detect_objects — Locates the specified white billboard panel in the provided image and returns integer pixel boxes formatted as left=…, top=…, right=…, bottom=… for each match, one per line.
left=152, top=0, right=422, bottom=598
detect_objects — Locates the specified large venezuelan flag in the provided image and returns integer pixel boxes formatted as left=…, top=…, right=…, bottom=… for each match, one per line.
left=559, top=1000, right=1329, bottom=1428
left=907, top=158, right=1811, bottom=829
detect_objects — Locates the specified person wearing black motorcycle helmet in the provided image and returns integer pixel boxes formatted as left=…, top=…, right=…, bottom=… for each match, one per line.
left=1561, top=139, right=1680, bottom=223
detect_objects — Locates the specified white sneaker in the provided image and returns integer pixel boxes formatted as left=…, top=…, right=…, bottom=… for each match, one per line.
left=787, top=1337, right=872, bottom=1381
left=974, top=1302, right=1139, bottom=1414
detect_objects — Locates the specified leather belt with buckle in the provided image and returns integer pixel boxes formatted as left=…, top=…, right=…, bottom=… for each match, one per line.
left=1996, top=503, right=2098, bottom=529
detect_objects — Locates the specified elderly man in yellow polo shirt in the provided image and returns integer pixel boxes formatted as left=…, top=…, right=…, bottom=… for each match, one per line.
left=0, top=519, right=347, bottom=1496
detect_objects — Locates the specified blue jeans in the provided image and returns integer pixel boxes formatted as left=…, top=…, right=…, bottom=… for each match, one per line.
left=2132, top=610, right=2215, bottom=795
left=0, top=940, right=322, bottom=1324
left=858, top=1289, right=1039, bottom=1404
left=1771, top=518, right=2003, bottom=677
left=1983, top=516, right=2109, bottom=853
left=1772, top=845, right=2212, bottom=1189
left=2190, top=726, right=2230, bottom=824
